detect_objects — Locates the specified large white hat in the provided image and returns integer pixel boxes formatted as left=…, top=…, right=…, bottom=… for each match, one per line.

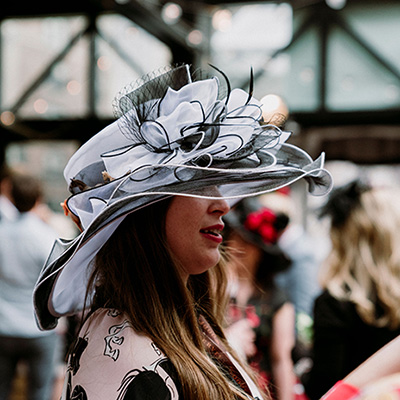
left=34, top=65, right=332, bottom=330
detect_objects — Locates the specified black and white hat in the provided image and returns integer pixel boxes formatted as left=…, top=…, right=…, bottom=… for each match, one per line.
left=34, top=64, right=332, bottom=330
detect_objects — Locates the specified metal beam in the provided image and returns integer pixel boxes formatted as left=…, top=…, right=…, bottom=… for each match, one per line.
left=6, top=23, right=90, bottom=114
left=317, top=5, right=328, bottom=111
left=291, top=108, right=400, bottom=126
left=88, top=14, right=97, bottom=117
left=109, top=0, right=196, bottom=64
left=332, top=11, right=400, bottom=82
left=96, top=29, right=146, bottom=77
left=239, top=8, right=318, bottom=90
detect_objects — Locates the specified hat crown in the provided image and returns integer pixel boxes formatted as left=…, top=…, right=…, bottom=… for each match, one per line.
left=64, top=65, right=298, bottom=230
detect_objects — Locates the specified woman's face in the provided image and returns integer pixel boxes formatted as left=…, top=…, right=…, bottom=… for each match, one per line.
left=165, top=193, right=230, bottom=282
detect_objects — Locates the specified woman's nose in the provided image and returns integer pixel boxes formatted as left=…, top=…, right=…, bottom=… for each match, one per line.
left=210, top=198, right=230, bottom=216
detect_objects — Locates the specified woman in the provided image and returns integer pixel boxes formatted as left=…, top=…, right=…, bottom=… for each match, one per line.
left=224, top=197, right=297, bottom=400
left=33, top=64, right=331, bottom=400
left=302, top=180, right=400, bottom=400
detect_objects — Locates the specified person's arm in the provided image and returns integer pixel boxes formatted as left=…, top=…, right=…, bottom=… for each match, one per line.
left=270, top=302, right=296, bottom=400
left=320, top=337, right=400, bottom=400
left=344, top=334, right=400, bottom=388
left=225, top=318, right=257, bottom=360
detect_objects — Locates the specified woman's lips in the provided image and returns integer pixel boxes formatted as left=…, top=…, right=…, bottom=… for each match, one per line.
left=200, top=224, right=224, bottom=243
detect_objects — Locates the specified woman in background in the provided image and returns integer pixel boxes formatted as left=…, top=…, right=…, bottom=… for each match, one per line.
left=225, top=197, right=297, bottom=400
left=302, top=180, right=400, bottom=399
left=0, top=171, right=59, bottom=400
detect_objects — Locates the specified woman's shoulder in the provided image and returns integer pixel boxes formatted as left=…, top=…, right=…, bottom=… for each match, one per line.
left=315, top=290, right=352, bottom=309
left=65, top=308, right=181, bottom=400
left=313, top=290, right=358, bottom=328
left=82, top=308, right=134, bottom=337
left=81, top=308, right=159, bottom=360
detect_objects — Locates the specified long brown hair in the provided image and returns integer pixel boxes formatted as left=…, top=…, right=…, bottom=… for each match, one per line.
left=86, top=197, right=266, bottom=400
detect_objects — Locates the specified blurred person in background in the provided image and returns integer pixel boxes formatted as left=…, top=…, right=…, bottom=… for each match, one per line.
left=224, top=197, right=298, bottom=400
left=0, top=170, right=60, bottom=400
left=260, top=190, right=322, bottom=371
left=302, top=180, right=400, bottom=399
left=0, top=165, right=18, bottom=222
left=261, top=189, right=321, bottom=320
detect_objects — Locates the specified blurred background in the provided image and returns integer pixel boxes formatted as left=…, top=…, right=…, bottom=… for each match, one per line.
left=1, top=0, right=399, bottom=228
left=1, top=0, right=399, bottom=217
left=0, top=1, right=399, bottom=398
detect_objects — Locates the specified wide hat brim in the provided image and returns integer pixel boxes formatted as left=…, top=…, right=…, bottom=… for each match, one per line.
left=34, top=148, right=331, bottom=330
left=33, top=65, right=333, bottom=330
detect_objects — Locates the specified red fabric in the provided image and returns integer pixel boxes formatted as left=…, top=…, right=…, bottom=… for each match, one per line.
left=321, top=380, right=360, bottom=400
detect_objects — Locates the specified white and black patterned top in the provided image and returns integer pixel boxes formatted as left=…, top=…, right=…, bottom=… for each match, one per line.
left=62, top=308, right=263, bottom=400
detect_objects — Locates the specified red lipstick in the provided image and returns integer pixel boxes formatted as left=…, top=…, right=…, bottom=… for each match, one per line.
left=200, top=224, right=224, bottom=243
